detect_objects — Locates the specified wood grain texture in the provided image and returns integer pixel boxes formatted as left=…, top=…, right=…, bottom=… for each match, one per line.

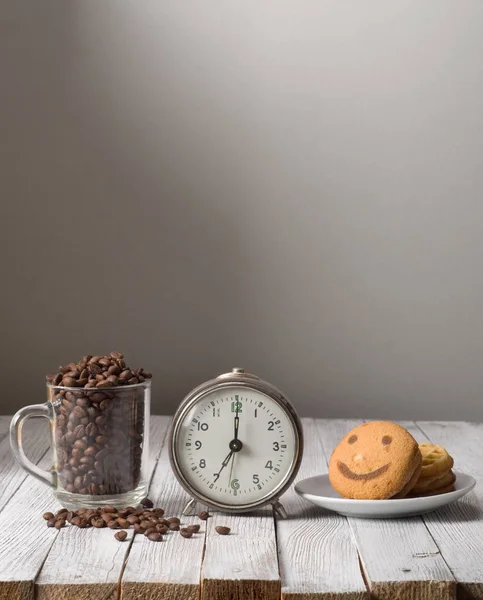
left=278, top=418, right=368, bottom=600
left=0, top=451, right=62, bottom=600
left=201, top=509, right=280, bottom=600
left=0, top=416, right=51, bottom=516
left=317, top=419, right=456, bottom=600
left=121, top=420, right=205, bottom=600
left=416, top=421, right=483, bottom=600
left=35, top=416, right=170, bottom=600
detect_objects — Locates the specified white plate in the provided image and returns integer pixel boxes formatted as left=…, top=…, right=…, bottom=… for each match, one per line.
left=294, top=470, right=476, bottom=519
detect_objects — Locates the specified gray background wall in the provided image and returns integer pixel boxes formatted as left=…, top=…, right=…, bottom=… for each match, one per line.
left=1, top=0, right=483, bottom=420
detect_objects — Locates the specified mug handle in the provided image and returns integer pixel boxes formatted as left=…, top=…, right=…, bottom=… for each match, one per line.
left=10, top=403, right=54, bottom=487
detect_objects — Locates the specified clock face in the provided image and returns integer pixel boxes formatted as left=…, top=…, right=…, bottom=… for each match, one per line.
left=172, top=385, right=298, bottom=507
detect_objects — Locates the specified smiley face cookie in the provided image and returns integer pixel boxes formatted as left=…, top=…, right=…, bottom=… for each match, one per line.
left=328, top=421, right=422, bottom=499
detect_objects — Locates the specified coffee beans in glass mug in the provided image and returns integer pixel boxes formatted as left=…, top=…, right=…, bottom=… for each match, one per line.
left=46, top=353, right=152, bottom=497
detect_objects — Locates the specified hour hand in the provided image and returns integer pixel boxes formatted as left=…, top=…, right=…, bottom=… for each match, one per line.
left=213, top=450, right=233, bottom=482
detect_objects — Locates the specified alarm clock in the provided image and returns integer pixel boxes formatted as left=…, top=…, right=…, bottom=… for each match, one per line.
left=169, top=368, right=304, bottom=516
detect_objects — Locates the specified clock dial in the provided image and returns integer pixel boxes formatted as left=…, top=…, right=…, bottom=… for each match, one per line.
left=174, top=386, right=297, bottom=506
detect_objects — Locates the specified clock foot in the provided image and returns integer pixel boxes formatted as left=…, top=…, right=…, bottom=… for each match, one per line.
left=182, top=499, right=198, bottom=516
left=273, top=501, right=288, bottom=519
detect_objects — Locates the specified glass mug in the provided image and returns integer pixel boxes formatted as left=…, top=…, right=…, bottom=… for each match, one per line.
left=10, top=381, right=150, bottom=509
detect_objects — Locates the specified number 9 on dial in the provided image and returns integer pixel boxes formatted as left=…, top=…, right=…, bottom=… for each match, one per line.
left=169, top=368, right=304, bottom=516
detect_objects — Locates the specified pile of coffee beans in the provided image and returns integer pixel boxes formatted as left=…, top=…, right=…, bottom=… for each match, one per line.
left=46, top=353, right=152, bottom=496
left=42, top=500, right=231, bottom=542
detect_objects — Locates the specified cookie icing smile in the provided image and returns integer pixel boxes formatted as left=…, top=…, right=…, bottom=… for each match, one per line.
left=337, top=460, right=391, bottom=481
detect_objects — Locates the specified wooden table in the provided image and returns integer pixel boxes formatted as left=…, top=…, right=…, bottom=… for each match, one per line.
left=0, top=416, right=481, bottom=600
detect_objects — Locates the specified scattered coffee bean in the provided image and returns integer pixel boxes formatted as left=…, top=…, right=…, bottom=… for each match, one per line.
left=127, top=515, right=140, bottom=525
left=198, top=511, right=210, bottom=521
left=118, top=518, right=130, bottom=529
left=141, top=497, right=154, bottom=508
left=41, top=504, right=209, bottom=543
left=215, top=526, right=231, bottom=536
left=156, top=525, right=168, bottom=534
left=91, top=517, right=105, bottom=528
left=180, top=528, right=193, bottom=538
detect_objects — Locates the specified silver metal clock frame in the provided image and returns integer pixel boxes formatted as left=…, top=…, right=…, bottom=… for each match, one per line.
left=168, top=368, right=304, bottom=517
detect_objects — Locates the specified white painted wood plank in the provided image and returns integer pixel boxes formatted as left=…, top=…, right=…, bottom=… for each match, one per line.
left=121, top=424, right=206, bottom=600
left=201, top=509, right=280, bottom=600
left=277, top=418, right=368, bottom=600
left=35, top=416, right=171, bottom=600
left=416, top=421, right=483, bottom=598
left=0, top=451, right=62, bottom=600
left=0, top=416, right=51, bottom=515
left=317, top=419, right=456, bottom=600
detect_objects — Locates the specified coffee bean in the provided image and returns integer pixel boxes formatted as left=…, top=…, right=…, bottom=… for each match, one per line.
left=55, top=519, right=67, bottom=529
left=153, top=508, right=165, bottom=518
left=139, top=520, right=151, bottom=530
left=141, top=497, right=154, bottom=508
left=197, top=511, right=210, bottom=521
left=187, top=524, right=200, bottom=534
left=91, top=517, right=105, bottom=528
left=144, top=527, right=157, bottom=537
left=147, top=532, right=162, bottom=542
left=180, top=528, right=193, bottom=538
left=156, top=525, right=168, bottom=534
left=133, top=523, right=143, bottom=533
left=127, top=515, right=140, bottom=525
left=118, top=518, right=130, bottom=529
left=168, top=523, right=180, bottom=531
left=215, top=526, right=231, bottom=536
left=43, top=512, right=54, bottom=520
left=56, top=508, right=68, bottom=517
left=108, top=520, right=120, bottom=529
left=166, top=517, right=180, bottom=524
left=115, top=531, right=128, bottom=541
left=119, top=370, right=132, bottom=380
left=47, top=518, right=57, bottom=527
left=62, top=377, right=77, bottom=387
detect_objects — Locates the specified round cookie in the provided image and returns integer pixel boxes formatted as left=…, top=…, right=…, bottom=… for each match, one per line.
left=328, top=421, right=422, bottom=500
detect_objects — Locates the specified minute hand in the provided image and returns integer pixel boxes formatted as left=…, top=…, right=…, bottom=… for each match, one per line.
left=234, top=402, right=240, bottom=441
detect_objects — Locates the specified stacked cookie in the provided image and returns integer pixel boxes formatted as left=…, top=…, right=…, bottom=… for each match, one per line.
left=408, top=444, right=455, bottom=496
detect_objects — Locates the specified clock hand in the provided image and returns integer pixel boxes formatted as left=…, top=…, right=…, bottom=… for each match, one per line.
left=213, top=450, right=233, bottom=482
left=234, top=401, right=240, bottom=441
left=228, top=451, right=235, bottom=484
left=229, top=400, right=243, bottom=453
